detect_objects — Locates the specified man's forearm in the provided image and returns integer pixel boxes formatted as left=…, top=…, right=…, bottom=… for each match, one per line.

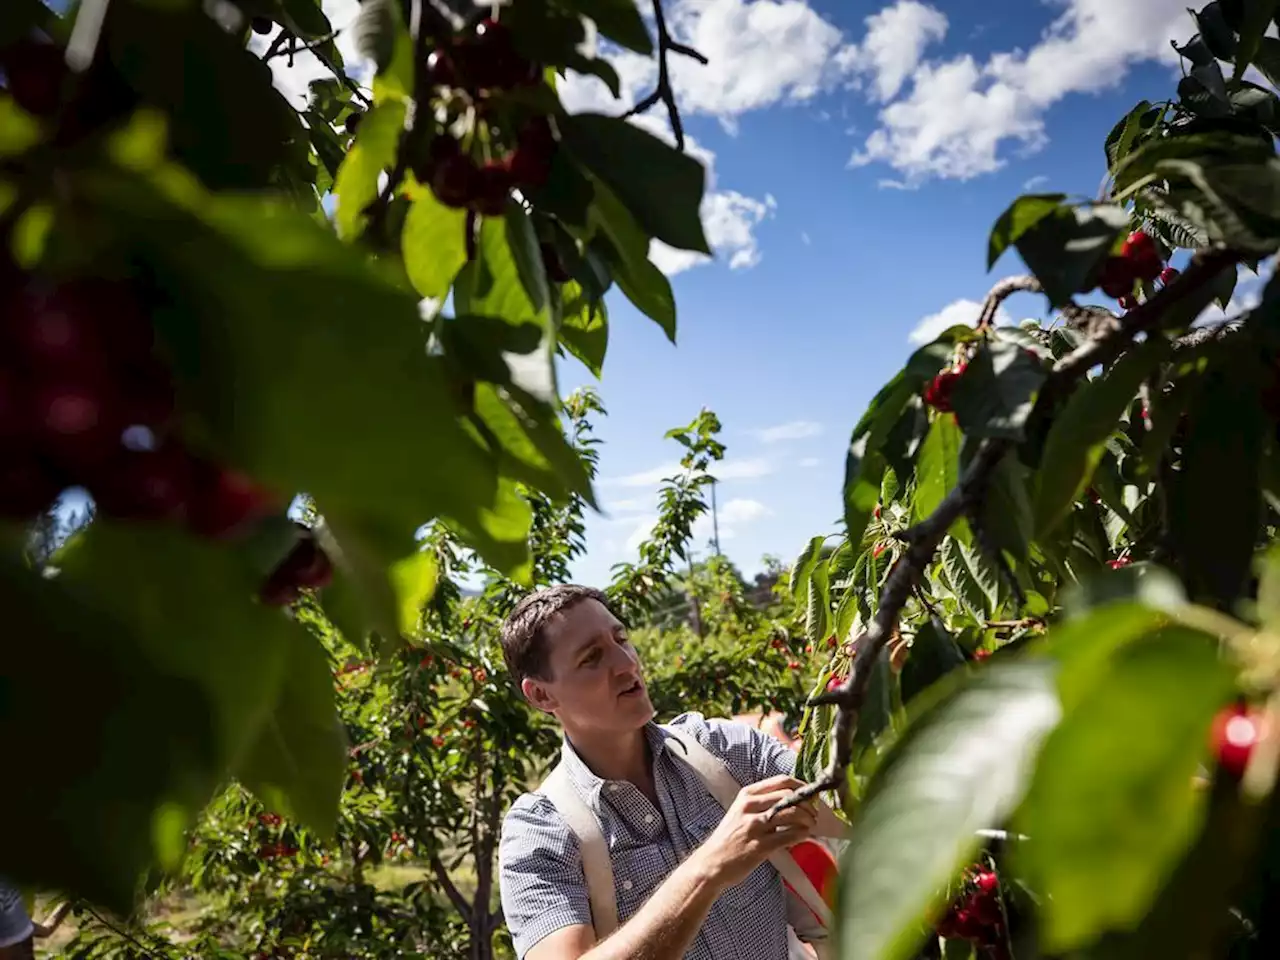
left=581, top=851, right=722, bottom=960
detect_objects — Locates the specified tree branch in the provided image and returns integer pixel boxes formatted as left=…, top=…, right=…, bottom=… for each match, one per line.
left=774, top=247, right=1242, bottom=813
left=976, top=275, right=1042, bottom=332
left=622, top=0, right=707, bottom=152
left=429, top=850, right=474, bottom=924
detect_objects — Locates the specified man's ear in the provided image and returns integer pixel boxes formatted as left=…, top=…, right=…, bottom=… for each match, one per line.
left=521, top=676, right=556, bottom=714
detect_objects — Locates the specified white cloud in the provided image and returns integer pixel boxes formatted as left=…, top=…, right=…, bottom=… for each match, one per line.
left=753, top=420, right=823, bottom=443
left=850, top=0, right=1194, bottom=184
left=799, top=457, right=821, bottom=468
left=603, top=463, right=682, bottom=488
left=848, top=0, right=949, bottom=102
left=604, top=496, right=651, bottom=515
left=719, top=498, right=770, bottom=523
left=909, top=298, right=1012, bottom=345
left=1023, top=175, right=1050, bottom=191
left=716, top=457, right=776, bottom=480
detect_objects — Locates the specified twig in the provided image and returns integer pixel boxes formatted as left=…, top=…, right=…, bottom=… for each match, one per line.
left=82, top=904, right=171, bottom=959
left=975, top=275, right=1041, bottom=332
left=622, top=0, right=707, bottom=151
left=773, top=247, right=1241, bottom=813
left=428, top=850, right=474, bottom=924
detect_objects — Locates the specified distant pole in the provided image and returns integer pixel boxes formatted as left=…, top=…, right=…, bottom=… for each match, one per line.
left=711, top=480, right=721, bottom=556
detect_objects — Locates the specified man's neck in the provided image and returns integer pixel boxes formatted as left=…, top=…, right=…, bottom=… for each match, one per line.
left=566, top=723, right=653, bottom=789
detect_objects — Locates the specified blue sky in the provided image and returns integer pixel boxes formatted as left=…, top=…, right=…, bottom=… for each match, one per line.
left=202, top=1, right=1269, bottom=585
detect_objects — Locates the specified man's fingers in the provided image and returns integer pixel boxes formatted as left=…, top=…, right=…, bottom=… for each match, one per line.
left=759, top=822, right=815, bottom=851
left=739, top=789, right=817, bottom=815
left=743, top=775, right=807, bottom=794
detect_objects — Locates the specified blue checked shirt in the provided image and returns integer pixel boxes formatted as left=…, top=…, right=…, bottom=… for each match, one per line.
left=498, top=712, right=798, bottom=959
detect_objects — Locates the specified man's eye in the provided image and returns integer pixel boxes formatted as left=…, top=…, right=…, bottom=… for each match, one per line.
left=583, top=650, right=602, bottom=666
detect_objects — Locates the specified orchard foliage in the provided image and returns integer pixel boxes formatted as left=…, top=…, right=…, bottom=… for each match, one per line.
left=0, top=0, right=710, bottom=919
left=786, top=3, right=1280, bottom=958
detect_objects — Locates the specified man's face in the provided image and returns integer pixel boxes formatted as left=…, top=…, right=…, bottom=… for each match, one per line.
left=521, top=598, right=655, bottom=735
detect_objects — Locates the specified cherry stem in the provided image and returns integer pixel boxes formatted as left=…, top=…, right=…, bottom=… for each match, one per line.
left=772, top=247, right=1244, bottom=818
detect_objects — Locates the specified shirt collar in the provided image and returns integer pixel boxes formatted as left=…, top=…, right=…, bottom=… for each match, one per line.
left=560, top=721, right=673, bottom=803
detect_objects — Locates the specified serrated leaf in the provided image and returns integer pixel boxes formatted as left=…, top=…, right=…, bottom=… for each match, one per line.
left=559, top=282, right=608, bottom=376
left=351, top=0, right=397, bottom=73
left=806, top=562, right=831, bottom=649
left=941, top=537, right=999, bottom=620
left=840, top=660, right=1061, bottom=960
left=1169, top=349, right=1266, bottom=607
left=845, top=338, right=959, bottom=551
left=791, top=535, right=826, bottom=618
left=951, top=340, right=1047, bottom=441
left=1112, top=132, right=1275, bottom=197
left=1233, top=0, right=1278, bottom=79
left=980, top=450, right=1035, bottom=562
left=562, top=0, right=653, bottom=54
left=1015, top=627, right=1235, bottom=952
left=236, top=629, right=347, bottom=838
left=1014, top=203, right=1129, bottom=307
left=402, top=185, right=468, bottom=300
left=472, top=384, right=594, bottom=506
left=1105, top=101, right=1155, bottom=171
left=1033, top=340, right=1167, bottom=537
left=281, top=0, right=333, bottom=39
left=854, top=647, right=894, bottom=752
left=987, top=193, right=1067, bottom=269
left=504, top=203, right=551, bottom=314
left=586, top=182, right=676, bottom=338
left=333, top=100, right=404, bottom=240
left=561, top=113, right=710, bottom=253
left=912, top=412, right=963, bottom=528
left=900, top=617, right=966, bottom=705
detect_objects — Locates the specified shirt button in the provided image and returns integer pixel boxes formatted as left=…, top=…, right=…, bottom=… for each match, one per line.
left=644, top=814, right=654, bottom=824
left=608, top=784, right=619, bottom=793
left=622, top=880, right=633, bottom=891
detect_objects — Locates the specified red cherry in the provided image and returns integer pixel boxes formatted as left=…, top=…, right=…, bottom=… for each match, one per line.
left=872, top=541, right=888, bottom=558
left=1122, top=230, right=1163, bottom=281
left=90, top=442, right=192, bottom=521
left=274, top=536, right=334, bottom=591
left=1159, top=266, right=1180, bottom=285
left=787, top=659, right=801, bottom=670
left=923, top=368, right=963, bottom=412
left=1098, top=256, right=1134, bottom=298
left=968, top=890, right=1001, bottom=926
left=432, top=735, right=446, bottom=748
left=467, top=19, right=533, bottom=88
left=973, top=648, right=991, bottom=662
left=825, top=675, right=843, bottom=692
left=472, top=668, right=487, bottom=683
left=258, top=570, right=301, bottom=607
left=430, top=153, right=481, bottom=209
left=419, top=654, right=433, bottom=668
left=0, top=41, right=68, bottom=118
left=1211, top=704, right=1264, bottom=779
left=507, top=118, right=555, bottom=187
left=0, top=453, right=62, bottom=518
left=472, top=163, right=512, bottom=216
left=826, top=634, right=837, bottom=649
left=1118, top=294, right=1137, bottom=311
left=973, top=870, right=999, bottom=895
left=251, top=17, right=273, bottom=35
left=425, top=48, right=456, bottom=87
left=6, top=289, right=101, bottom=372
left=873, top=503, right=882, bottom=519
left=186, top=462, right=273, bottom=538
left=31, top=377, right=124, bottom=465
left=1107, top=557, right=1131, bottom=569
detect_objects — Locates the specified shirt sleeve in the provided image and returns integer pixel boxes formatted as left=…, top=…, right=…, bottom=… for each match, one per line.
left=498, top=792, right=594, bottom=959
left=671, top=712, right=798, bottom=787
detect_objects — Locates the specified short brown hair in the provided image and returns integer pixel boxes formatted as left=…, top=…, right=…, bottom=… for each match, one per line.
left=500, top=584, right=611, bottom=686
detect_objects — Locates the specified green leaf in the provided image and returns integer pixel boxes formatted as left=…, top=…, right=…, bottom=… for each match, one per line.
left=979, top=450, right=1035, bottom=562
left=987, top=194, right=1066, bottom=270
left=839, top=660, right=1061, bottom=960
left=236, top=629, right=347, bottom=837
left=1251, top=35, right=1280, bottom=86
left=585, top=180, right=677, bottom=338
left=791, top=535, right=826, bottom=619
left=1194, top=1, right=1238, bottom=60
left=1112, top=133, right=1275, bottom=198
left=1256, top=545, right=1280, bottom=632
left=1033, top=340, right=1167, bottom=537
left=91, top=165, right=527, bottom=576
left=805, top=562, right=832, bottom=649
left=1104, top=101, right=1156, bottom=170
left=951, top=340, right=1047, bottom=441
left=561, top=113, right=710, bottom=253
left=1014, top=203, right=1129, bottom=307
left=280, top=0, right=334, bottom=39
left=941, top=536, right=999, bottom=620
left=1169, top=349, right=1266, bottom=607
left=57, top=524, right=294, bottom=772
left=0, top=554, right=218, bottom=913
left=402, top=185, right=468, bottom=300
left=334, top=100, right=405, bottom=240
left=390, top=550, right=439, bottom=635
left=444, top=477, right=534, bottom=585
left=845, top=338, right=958, bottom=551
left=351, top=0, right=398, bottom=72
left=1015, top=627, right=1236, bottom=952
left=1233, top=0, right=1278, bottom=78
left=912, top=412, right=963, bottom=526
left=900, top=617, right=966, bottom=705
left=854, top=647, right=894, bottom=752
left=562, top=0, right=654, bottom=54
left=504, top=202, right=551, bottom=315
left=559, top=282, right=609, bottom=376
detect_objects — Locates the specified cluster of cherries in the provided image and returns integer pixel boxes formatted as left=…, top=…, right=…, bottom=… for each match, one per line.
left=1097, top=230, right=1179, bottom=308
left=936, top=867, right=1006, bottom=949
left=412, top=19, right=557, bottom=217
left=0, top=267, right=330, bottom=605
left=1212, top=701, right=1268, bottom=779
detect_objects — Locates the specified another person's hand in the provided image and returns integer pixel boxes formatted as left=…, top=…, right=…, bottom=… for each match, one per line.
left=692, top=775, right=818, bottom=888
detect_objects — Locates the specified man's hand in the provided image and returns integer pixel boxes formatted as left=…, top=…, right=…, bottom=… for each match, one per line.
left=692, top=775, right=818, bottom=887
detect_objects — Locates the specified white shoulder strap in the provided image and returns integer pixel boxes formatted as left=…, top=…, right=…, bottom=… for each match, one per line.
left=662, top=727, right=836, bottom=931
left=540, top=760, right=619, bottom=939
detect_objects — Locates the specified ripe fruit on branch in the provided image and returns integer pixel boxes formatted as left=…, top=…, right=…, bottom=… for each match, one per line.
left=250, top=17, right=273, bottom=35
left=90, top=443, right=192, bottom=521
left=1118, top=294, right=1137, bottom=311
left=923, top=365, right=964, bottom=412
left=1122, top=230, right=1162, bottom=281
left=1211, top=703, right=1266, bottom=779
left=187, top=461, right=274, bottom=539
left=258, top=529, right=334, bottom=606
left=1159, top=266, right=1180, bottom=285
left=1107, top=557, right=1131, bottom=569
left=344, top=110, right=363, bottom=136
left=1099, top=257, right=1134, bottom=299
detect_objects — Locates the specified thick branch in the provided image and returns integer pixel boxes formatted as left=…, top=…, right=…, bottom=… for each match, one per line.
left=622, top=0, right=707, bottom=151
left=775, top=247, right=1243, bottom=813
left=429, top=850, right=474, bottom=924
left=976, top=275, right=1041, bottom=332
